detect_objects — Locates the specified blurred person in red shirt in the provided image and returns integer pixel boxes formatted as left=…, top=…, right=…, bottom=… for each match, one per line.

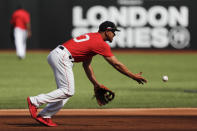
left=10, top=5, right=31, bottom=59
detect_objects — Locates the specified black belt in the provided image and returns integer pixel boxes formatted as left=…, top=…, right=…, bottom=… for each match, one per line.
left=59, top=46, right=73, bottom=60
left=59, top=45, right=64, bottom=50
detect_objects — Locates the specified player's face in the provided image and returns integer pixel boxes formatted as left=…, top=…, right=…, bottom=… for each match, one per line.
left=106, top=30, right=115, bottom=42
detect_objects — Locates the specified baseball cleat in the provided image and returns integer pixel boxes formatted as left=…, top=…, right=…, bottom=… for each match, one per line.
left=27, top=97, right=37, bottom=119
left=36, top=116, right=58, bottom=127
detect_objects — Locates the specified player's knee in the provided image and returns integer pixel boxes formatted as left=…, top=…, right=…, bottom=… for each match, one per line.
left=60, top=88, right=74, bottom=97
left=66, top=94, right=73, bottom=97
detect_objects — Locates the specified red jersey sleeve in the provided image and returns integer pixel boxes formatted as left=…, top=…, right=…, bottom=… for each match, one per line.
left=24, top=11, right=30, bottom=24
left=94, top=41, right=114, bottom=57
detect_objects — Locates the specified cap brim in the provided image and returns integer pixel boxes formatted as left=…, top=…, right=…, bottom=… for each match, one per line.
left=110, top=28, right=120, bottom=32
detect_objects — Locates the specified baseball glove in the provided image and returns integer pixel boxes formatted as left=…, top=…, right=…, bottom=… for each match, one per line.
left=94, top=85, right=115, bottom=106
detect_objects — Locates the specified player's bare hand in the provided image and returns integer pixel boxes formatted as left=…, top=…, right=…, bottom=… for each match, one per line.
left=28, top=31, right=32, bottom=38
left=133, top=72, right=147, bottom=84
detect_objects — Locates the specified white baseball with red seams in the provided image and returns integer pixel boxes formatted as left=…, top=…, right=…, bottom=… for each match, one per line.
left=162, top=75, right=168, bottom=82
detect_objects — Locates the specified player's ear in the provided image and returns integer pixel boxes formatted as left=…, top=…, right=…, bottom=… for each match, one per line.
left=104, top=31, right=107, bottom=35
left=105, top=31, right=109, bottom=37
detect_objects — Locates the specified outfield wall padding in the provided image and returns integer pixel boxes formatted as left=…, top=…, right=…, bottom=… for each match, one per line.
left=0, top=0, right=196, bottom=50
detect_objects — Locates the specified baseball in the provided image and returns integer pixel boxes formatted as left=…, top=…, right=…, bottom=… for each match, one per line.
left=162, top=75, right=168, bottom=82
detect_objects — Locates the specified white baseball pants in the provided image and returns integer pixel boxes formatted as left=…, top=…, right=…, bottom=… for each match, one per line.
left=30, top=45, right=75, bottom=118
left=14, top=27, right=27, bottom=59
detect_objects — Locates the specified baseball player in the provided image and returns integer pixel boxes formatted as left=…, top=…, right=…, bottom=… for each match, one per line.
left=10, top=5, right=31, bottom=59
left=27, top=21, right=147, bottom=127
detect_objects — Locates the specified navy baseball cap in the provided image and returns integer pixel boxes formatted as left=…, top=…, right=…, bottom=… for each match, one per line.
left=98, top=21, right=120, bottom=32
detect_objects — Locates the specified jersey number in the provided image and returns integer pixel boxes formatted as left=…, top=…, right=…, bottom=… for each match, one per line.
left=73, top=35, right=90, bottom=42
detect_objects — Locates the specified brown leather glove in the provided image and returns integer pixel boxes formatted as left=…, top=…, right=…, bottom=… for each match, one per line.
left=94, top=85, right=115, bottom=106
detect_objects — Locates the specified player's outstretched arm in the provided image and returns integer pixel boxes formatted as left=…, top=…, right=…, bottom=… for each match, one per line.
left=82, top=58, right=101, bottom=88
left=104, top=56, right=147, bottom=84
left=26, top=23, right=32, bottom=38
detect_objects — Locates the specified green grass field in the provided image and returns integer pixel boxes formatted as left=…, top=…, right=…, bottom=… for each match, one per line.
left=0, top=51, right=197, bottom=109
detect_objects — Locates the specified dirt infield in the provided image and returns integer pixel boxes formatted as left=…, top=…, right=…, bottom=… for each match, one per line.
left=0, top=108, right=197, bottom=131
